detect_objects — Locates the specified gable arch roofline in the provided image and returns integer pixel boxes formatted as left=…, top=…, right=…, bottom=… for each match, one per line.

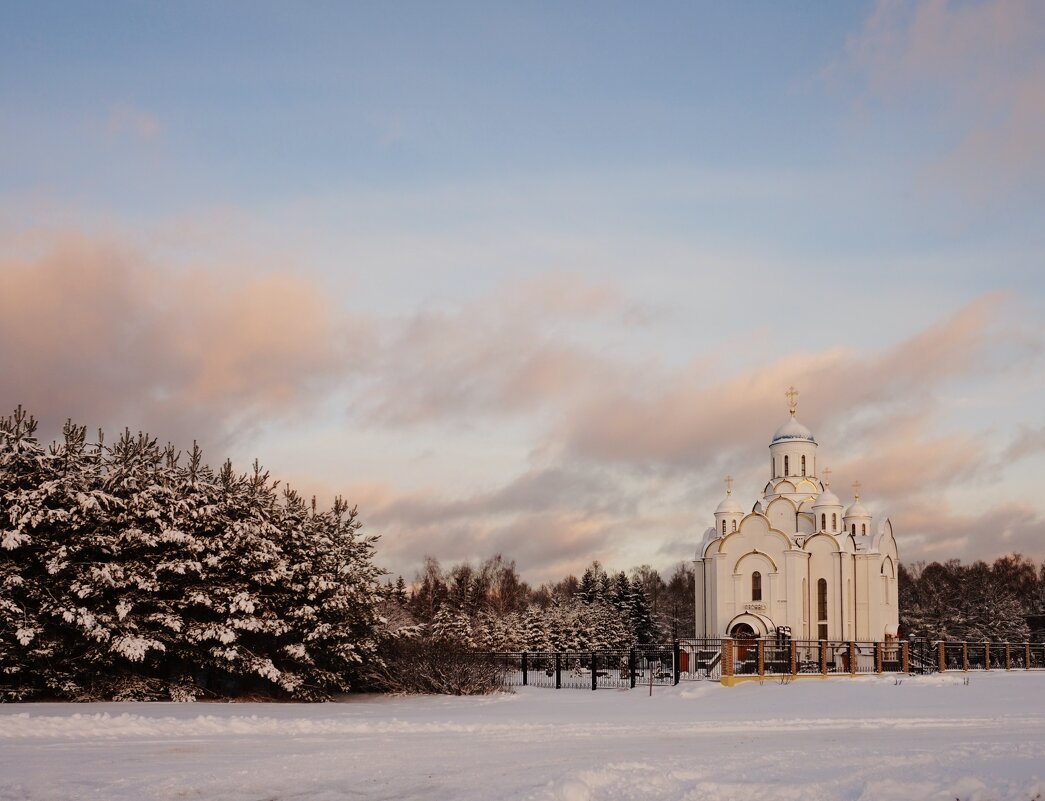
left=801, top=531, right=843, bottom=552
left=733, top=549, right=779, bottom=574
left=870, top=518, right=896, bottom=554
left=715, top=513, right=793, bottom=552
left=765, top=495, right=798, bottom=514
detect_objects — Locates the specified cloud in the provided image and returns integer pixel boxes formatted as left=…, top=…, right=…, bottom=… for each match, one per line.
left=354, top=272, right=630, bottom=425
left=556, top=292, right=1010, bottom=468
left=1003, top=424, right=1045, bottom=462
left=893, top=496, right=1045, bottom=564
left=106, top=104, right=161, bottom=140
left=3, top=231, right=1041, bottom=582
left=0, top=233, right=366, bottom=447
left=842, top=0, right=1045, bottom=199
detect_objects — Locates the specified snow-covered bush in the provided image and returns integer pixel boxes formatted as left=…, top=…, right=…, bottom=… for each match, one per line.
left=364, top=633, right=508, bottom=695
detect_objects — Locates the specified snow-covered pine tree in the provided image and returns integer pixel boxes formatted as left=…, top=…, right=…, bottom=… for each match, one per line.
left=0, top=408, right=63, bottom=698
left=628, top=576, right=657, bottom=645
left=429, top=606, right=475, bottom=647
left=1, top=408, right=386, bottom=700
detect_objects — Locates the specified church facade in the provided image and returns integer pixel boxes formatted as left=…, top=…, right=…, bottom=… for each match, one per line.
left=694, top=389, right=899, bottom=641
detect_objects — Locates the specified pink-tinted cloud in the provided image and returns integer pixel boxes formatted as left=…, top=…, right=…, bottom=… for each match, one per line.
left=4, top=232, right=1041, bottom=582
left=0, top=233, right=366, bottom=447
left=355, top=273, right=630, bottom=425
left=558, top=292, right=1010, bottom=468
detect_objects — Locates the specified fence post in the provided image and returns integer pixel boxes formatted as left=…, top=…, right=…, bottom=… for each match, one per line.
left=629, top=649, right=636, bottom=689
left=1027, top=643, right=1032, bottom=671
left=820, top=640, right=827, bottom=676
left=849, top=641, right=856, bottom=676
left=555, top=652, right=562, bottom=689
left=1005, top=643, right=1011, bottom=671
left=673, top=640, right=681, bottom=685
left=902, top=641, right=910, bottom=673
left=591, top=651, right=597, bottom=691
left=875, top=641, right=883, bottom=674
left=722, top=639, right=734, bottom=679
left=522, top=652, right=528, bottom=686
left=984, top=642, right=990, bottom=671
left=939, top=642, right=947, bottom=672
left=757, top=639, right=765, bottom=678
left=789, top=639, right=797, bottom=676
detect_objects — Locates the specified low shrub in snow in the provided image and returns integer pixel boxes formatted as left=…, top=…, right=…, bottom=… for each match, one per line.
left=364, top=634, right=508, bottom=695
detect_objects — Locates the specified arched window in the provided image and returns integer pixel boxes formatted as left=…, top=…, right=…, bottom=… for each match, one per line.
left=821, top=513, right=826, bottom=530
left=831, top=512, right=837, bottom=530
left=731, top=519, right=737, bottom=532
left=752, top=571, right=762, bottom=601
left=817, top=578, right=828, bottom=622
left=721, top=520, right=726, bottom=535
left=771, top=456, right=775, bottom=477
left=861, top=523, right=867, bottom=535
left=801, top=455, right=806, bottom=476
left=784, top=455, right=789, bottom=475
left=851, top=523, right=856, bottom=536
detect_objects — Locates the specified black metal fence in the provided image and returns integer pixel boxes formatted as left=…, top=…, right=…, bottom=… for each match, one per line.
left=484, top=639, right=1045, bottom=690
left=490, top=646, right=680, bottom=690
left=678, top=638, right=724, bottom=681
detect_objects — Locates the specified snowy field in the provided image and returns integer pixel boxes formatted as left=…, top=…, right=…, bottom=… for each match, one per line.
left=1, top=673, right=1043, bottom=801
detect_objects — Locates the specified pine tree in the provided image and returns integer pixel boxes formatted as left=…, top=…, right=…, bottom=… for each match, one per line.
left=1, top=407, right=386, bottom=700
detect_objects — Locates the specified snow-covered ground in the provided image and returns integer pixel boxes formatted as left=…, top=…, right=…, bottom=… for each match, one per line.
left=1, top=673, right=1043, bottom=801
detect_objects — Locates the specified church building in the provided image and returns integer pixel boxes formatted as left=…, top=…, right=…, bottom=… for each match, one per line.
left=695, top=389, right=899, bottom=641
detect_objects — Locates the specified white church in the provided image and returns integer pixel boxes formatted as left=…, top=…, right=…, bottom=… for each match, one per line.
left=695, top=389, right=899, bottom=642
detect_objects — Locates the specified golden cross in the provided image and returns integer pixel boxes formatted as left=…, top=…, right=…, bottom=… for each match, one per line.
left=785, top=385, right=799, bottom=417
left=725, top=475, right=734, bottom=496
left=822, top=466, right=832, bottom=488
left=852, top=480, right=861, bottom=501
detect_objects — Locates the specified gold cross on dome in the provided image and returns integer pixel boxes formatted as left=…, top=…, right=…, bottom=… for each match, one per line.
left=852, top=480, right=861, bottom=501
left=785, top=386, right=799, bottom=417
left=822, top=466, right=832, bottom=488
left=725, top=475, right=734, bottom=496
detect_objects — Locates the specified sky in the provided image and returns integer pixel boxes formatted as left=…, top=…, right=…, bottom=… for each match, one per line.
left=2, top=0, right=1044, bottom=584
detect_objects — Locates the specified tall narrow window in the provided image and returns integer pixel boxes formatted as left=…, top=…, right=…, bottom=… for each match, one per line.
left=721, top=520, right=726, bottom=535
left=817, top=578, right=828, bottom=621
left=851, top=523, right=856, bottom=536
left=752, top=571, right=762, bottom=601
left=831, top=512, right=837, bottom=530
left=821, top=513, right=826, bottom=530
left=801, top=455, right=806, bottom=476
left=784, top=455, right=789, bottom=475
left=731, top=519, right=737, bottom=532
left=771, top=456, right=775, bottom=478
left=862, top=523, right=867, bottom=535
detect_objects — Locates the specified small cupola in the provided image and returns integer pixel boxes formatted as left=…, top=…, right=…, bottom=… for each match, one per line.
left=843, top=480, right=873, bottom=537
left=713, top=475, right=744, bottom=536
left=811, top=467, right=844, bottom=533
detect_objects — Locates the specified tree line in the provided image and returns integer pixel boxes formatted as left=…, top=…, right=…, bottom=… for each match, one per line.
left=381, top=554, right=697, bottom=653
left=899, top=555, right=1045, bottom=643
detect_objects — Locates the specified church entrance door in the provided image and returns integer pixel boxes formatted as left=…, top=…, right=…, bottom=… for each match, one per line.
left=730, top=623, right=757, bottom=663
